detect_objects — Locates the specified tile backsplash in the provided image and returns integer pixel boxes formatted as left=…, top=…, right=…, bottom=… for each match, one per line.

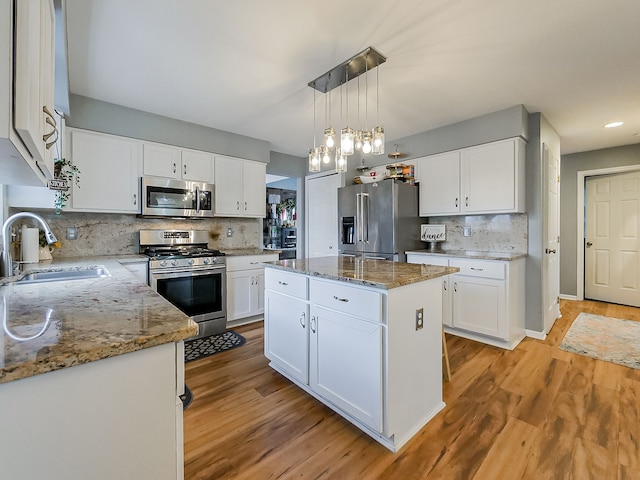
left=9, top=210, right=262, bottom=258
left=427, top=213, right=528, bottom=253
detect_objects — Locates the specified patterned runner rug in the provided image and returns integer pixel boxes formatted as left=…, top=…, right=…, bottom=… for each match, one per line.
left=560, top=313, right=640, bottom=370
left=184, top=330, right=247, bottom=363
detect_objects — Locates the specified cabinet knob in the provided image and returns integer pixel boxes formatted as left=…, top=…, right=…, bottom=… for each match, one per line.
left=173, top=163, right=177, bottom=173
left=184, top=164, right=187, bottom=176
left=245, top=201, right=248, bottom=211
left=133, top=194, right=137, bottom=205
left=455, top=197, right=458, bottom=208
left=465, top=196, right=469, bottom=207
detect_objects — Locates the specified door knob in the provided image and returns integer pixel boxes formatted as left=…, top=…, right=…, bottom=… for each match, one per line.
left=586, top=242, right=593, bottom=248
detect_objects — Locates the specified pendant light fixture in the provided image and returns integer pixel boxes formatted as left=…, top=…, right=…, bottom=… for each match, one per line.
left=307, top=47, right=386, bottom=171
left=308, top=87, right=320, bottom=172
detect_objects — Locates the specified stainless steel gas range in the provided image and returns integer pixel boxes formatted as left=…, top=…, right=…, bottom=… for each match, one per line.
left=140, top=229, right=226, bottom=339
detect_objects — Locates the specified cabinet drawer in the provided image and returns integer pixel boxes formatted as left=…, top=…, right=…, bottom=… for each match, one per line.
left=310, top=279, right=382, bottom=323
left=265, top=269, right=308, bottom=299
left=227, top=254, right=278, bottom=272
left=406, top=254, right=449, bottom=267
left=451, top=258, right=505, bottom=280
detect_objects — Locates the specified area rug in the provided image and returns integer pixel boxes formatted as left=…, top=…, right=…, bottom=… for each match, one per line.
left=560, top=313, right=640, bottom=370
left=184, top=330, right=246, bottom=363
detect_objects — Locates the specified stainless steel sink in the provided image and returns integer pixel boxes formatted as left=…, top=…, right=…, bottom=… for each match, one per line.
left=16, top=267, right=111, bottom=284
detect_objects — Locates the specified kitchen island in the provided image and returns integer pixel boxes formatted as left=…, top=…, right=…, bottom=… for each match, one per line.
left=263, top=256, right=458, bottom=451
left=0, top=257, right=197, bottom=480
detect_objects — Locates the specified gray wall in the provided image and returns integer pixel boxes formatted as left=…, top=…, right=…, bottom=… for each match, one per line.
left=67, top=94, right=270, bottom=163
left=560, top=143, right=640, bottom=296
left=525, top=113, right=560, bottom=333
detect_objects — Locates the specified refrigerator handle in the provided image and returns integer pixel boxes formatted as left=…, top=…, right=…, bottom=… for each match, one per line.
left=356, top=193, right=362, bottom=242
left=362, top=193, right=369, bottom=243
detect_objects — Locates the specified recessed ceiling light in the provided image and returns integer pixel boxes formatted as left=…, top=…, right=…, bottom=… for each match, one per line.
left=604, top=121, right=624, bottom=128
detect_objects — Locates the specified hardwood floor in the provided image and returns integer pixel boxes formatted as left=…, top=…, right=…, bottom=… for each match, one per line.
left=183, top=300, right=640, bottom=479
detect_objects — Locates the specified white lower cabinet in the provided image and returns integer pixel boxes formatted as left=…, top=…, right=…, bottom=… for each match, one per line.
left=407, top=253, right=525, bottom=349
left=264, top=267, right=445, bottom=452
left=227, top=254, right=278, bottom=322
left=264, top=290, right=309, bottom=384
left=310, top=304, right=383, bottom=432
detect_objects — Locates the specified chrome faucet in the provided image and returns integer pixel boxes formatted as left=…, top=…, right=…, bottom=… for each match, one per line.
left=1, top=212, right=58, bottom=278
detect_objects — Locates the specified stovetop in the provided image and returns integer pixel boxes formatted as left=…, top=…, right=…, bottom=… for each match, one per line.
left=143, top=246, right=225, bottom=260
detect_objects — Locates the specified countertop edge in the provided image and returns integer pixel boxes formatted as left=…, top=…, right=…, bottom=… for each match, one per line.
left=405, top=250, right=527, bottom=261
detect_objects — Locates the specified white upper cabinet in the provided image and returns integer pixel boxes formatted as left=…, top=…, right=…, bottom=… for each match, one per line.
left=1, top=0, right=56, bottom=185
left=417, top=138, right=525, bottom=216
left=142, top=143, right=213, bottom=183
left=67, top=129, right=142, bottom=213
left=214, top=155, right=266, bottom=218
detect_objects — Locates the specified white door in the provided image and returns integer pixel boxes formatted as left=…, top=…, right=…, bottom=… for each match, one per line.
left=305, top=172, right=342, bottom=257
left=585, top=171, right=640, bottom=307
left=309, top=305, right=383, bottom=433
left=542, top=144, right=561, bottom=332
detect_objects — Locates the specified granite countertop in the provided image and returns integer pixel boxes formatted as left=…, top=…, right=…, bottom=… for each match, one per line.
left=405, top=249, right=527, bottom=261
left=264, top=256, right=458, bottom=289
left=0, top=256, right=197, bottom=385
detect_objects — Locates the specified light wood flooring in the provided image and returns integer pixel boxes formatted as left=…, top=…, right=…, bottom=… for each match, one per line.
left=183, top=300, right=640, bottom=479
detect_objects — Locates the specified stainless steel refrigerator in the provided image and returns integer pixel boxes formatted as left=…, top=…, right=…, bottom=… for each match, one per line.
left=338, top=180, right=423, bottom=262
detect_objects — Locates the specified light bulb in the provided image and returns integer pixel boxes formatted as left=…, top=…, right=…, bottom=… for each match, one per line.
left=324, top=127, right=336, bottom=148
left=321, top=146, right=331, bottom=164
left=372, top=126, right=384, bottom=155
left=335, top=147, right=347, bottom=172
left=354, top=130, right=363, bottom=151
left=308, top=148, right=320, bottom=172
left=362, top=131, right=372, bottom=154
left=341, top=127, right=355, bottom=155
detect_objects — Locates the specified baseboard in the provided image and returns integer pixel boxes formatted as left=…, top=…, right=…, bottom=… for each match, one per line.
left=226, top=315, right=264, bottom=330
left=525, top=329, right=547, bottom=340
left=560, top=294, right=578, bottom=301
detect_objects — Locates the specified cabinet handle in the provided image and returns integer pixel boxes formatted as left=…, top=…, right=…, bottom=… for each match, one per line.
left=42, top=106, right=58, bottom=149
left=299, top=312, right=306, bottom=328
left=443, top=280, right=447, bottom=291
left=133, top=193, right=137, bottom=205
left=310, top=315, right=317, bottom=333
left=545, top=248, right=557, bottom=254
left=470, top=267, right=484, bottom=271
left=465, top=196, right=469, bottom=207
left=453, top=282, right=457, bottom=292
left=237, top=201, right=240, bottom=210
left=250, top=276, right=254, bottom=285
left=455, top=197, right=458, bottom=208
left=250, top=261, right=259, bottom=265
left=184, top=164, right=187, bottom=176
left=244, top=201, right=248, bottom=211
left=255, top=276, right=259, bottom=286
left=333, top=295, right=349, bottom=303
left=173, top=162, right=177, bottom=173
left=278, top=281, right=288, bottom=286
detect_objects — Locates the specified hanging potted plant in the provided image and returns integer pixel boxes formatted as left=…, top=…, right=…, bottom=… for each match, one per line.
left=53, top=157, right=80, bottom=214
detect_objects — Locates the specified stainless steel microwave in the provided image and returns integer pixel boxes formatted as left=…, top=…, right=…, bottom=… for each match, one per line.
left=141, top=176, right=215, bottom=218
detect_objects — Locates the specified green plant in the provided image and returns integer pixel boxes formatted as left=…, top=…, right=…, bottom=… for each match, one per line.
left=53, top=157, right=80, bottom=214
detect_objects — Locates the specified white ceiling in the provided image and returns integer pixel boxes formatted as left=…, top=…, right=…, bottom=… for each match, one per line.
left=65, top=0, right=640, bottom=157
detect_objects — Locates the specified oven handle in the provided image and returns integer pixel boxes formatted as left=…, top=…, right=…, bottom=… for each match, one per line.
left=150, top=266, right=226, bottom=278
left=195, top=187, right=201, bottom=213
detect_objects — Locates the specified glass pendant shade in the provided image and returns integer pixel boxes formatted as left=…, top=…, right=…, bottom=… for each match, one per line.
left=308, top=148, right=320, bottom=172
left=372, top=126, right=385, bottom=155
left=320, top=145, right=331, bottom=164
left=361, top=131, right=373, bottom=154
left=354, top=130, right=363, bottom=151
left=324, top=127, right=336, bottom=148
left=335, top=147, right=347, bottom=172
left=341, top=127, right=355, bottom=155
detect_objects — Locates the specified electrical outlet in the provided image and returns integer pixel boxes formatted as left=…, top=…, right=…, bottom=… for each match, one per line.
left=463, top=226, right=471, bottom=237
left=415, top=308, right=424, bottom=330
left=226, top=227, right=233, bottom=237
left=66, top=227, right=78, bottom=240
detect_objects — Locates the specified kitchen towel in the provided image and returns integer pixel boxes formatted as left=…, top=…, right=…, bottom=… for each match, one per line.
left=21, top=226, right=39, bottom=263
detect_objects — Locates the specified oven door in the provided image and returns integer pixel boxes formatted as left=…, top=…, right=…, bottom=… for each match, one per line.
left=150, top=266, right=226, bottom=327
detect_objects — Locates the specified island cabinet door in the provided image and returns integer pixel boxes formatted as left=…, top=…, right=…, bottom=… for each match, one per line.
left=264, top=290, right=309, bottom=384
left=309, top=305, right=383, bottom=433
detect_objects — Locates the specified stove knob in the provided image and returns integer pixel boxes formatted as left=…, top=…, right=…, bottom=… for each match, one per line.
left=160, top=260, right=167, bottom=267
left=203, top=258, right=211, bottom=264
left=213, top=257, right=218, bottom=264
left=188, top=258, right=194, bottom=265
left=171, top=259, right=178, bottom=266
